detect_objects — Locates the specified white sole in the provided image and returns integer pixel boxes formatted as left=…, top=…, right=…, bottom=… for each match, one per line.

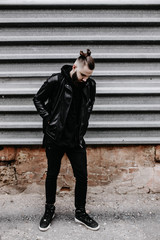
left=39, top=213, right=55, bottom=232
left=75, top=218, right=100, bottom=231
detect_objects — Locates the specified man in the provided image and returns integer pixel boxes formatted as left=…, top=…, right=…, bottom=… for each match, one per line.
left=33, top=49, right=100, bottom=231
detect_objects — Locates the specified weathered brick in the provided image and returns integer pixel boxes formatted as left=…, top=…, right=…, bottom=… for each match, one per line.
left=15, top=147, right=47, bottom=186
left=0, top=166, right=17, bottom=186
left=0, top=147, right=16, bottom=161
left=132, top=167, right=154, bottom=190
left=129, top=167, right=139, bottom=173
left=0, top=145, right=158, bottom=193
left=155, top=146, right=160, bottom=162
left=122, top=172, right=134, bottom=182
left=147, top=164, right=160, bottom=193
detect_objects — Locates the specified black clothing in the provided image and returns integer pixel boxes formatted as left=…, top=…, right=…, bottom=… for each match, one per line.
left=33, top=65, right=96, bottom=148
left=75, top=208, right=100, bottom=230
left=45, top=144, right=87, bottom=209
left=33, top=64, right=96, bottom=212
left=39, top=203, right=55, bottom=231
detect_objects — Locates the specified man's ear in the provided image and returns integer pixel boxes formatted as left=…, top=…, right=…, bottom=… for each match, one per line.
left=72, top=64, right=77, bottom=70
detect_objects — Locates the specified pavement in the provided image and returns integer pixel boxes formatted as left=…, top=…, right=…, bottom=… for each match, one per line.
left=1, top=186, right=160, bottom=240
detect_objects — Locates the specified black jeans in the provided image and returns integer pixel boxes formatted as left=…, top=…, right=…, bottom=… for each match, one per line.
left=45, top=144, right=87, bottom=209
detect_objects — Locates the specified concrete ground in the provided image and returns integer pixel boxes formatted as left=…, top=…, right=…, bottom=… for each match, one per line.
left=1, top=186, right=160, bottom=240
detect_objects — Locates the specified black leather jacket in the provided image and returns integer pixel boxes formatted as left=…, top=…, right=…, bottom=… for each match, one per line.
left=33, top=65, right=96, bottom=147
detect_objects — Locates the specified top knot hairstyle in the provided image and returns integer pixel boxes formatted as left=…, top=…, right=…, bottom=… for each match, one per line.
left=80, top=49, right=91, bottom=57
left=77, top=49, right=95, bottom=70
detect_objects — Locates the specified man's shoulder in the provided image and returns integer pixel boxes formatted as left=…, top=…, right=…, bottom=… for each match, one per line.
left=47, top=72, right=60, bottom=84
left=88, top=77, right=96, bottom=88
left=46, top=72, right=66, bottom=89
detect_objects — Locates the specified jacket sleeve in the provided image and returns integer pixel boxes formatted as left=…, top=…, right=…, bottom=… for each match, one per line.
left=88, top=79, right=96, bottom=113
left=32, top=74, right=58, bottom=119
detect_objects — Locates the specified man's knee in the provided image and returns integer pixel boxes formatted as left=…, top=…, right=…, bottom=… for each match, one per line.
left=75, top=171, right=88, bottom=183
left=46, top=172, right=59, bottom=180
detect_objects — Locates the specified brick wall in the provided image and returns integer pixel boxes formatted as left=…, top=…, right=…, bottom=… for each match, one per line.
left=1, top=145, right=160, bottom=194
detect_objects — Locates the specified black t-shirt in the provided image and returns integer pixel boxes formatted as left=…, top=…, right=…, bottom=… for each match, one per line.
left=59, top=81, right=83, bottom=147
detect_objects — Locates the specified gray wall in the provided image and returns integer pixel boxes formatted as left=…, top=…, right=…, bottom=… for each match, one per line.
left=1, top=1, right=160, bottom=145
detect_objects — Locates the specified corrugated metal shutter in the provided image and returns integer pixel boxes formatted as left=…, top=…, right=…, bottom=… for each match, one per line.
left=1, top=0, right=160, bottom=145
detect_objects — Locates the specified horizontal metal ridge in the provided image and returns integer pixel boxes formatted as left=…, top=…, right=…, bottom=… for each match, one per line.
left=0, top=87, right=37, bottom=95
left=1, top=85, right=160, bottom=95
left=85, top=137, right=160, bottom=145
left=2, top=53, right=160, bottom=61
left=1, top=71, right=160, bottom=78
left=2, top=137, right=160, bottom=145
left=93, top=105, right=160, bottom=111
left=0, top=105, right=35, bottom=112
left=1, top=121, right=160, bottom=129
left=0, top=122, right=40, bottom=129
left=1, top=36, right=160, bottom=43
left=0, top=0, right=160, bottom=6
left=1, top=104, right=160, bottom=112
left=0, top=18, right=160, bottom=24
left=0, top=138, right=41, bottom=145
left=97, top=87, right=160, bottom=94
left=89, top=121, right=160, bottom=128
left=1, top=86, right=160, bottom=95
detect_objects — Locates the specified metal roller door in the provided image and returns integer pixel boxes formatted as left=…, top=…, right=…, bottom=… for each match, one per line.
left=0, top=0, right=160, bottom=145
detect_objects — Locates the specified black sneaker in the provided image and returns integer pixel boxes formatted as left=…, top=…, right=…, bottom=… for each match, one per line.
left=39, top=204, right=55, bottom=231
left=75, top=209, right=100, bottom=231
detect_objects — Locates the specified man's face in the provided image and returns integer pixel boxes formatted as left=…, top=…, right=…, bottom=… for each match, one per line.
left=72, top=64, right=93, bottom=83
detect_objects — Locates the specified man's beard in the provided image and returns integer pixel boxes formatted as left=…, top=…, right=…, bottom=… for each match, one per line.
left=72, top=71, right=79, bottom=83
left=71, top=71, right=85, bottom=88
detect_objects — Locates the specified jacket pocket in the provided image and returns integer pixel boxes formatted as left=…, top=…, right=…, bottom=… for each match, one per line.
left=45, top=124, right=57, bottom=140
left=43, top=116, right=50, bottom=134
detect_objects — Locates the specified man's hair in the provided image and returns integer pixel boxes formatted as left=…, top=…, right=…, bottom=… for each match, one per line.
left=77, top=49, right=95, bottom=70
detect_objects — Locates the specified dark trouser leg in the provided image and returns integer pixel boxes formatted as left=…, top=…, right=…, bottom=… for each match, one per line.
left=45, top=145, right=64, bottom=204
left=66, top=146, right=87, bottom=209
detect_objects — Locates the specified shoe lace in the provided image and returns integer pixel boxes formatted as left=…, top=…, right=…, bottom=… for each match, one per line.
left=81, top=212, right=93, bottom=223
left=44, top=208, right=54, bottom=221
